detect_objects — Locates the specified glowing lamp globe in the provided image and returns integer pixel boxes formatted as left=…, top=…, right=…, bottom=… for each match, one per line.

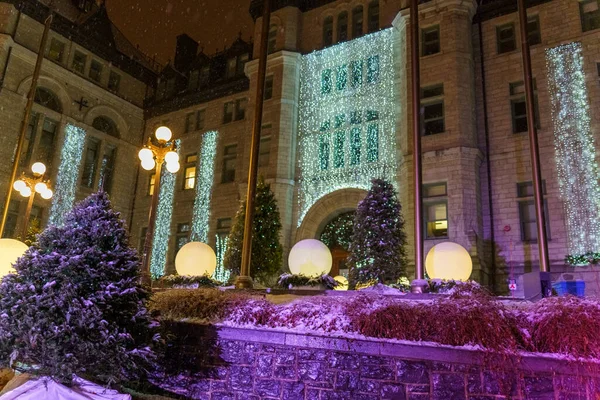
left=34, top=182, right=47, bottom=194
left=141, top=158, right=156, bottom=171
left=333, top=275, right=348, bottom=291
left=288, top=239, right=332, bottom=276
left=166, top=160, right=180, bottom=173
left=138, top=148, right=153, bottom=162
left=0, top=239, right=28, bottom=278
left=425, top=242, right=473, bottom=281
left=155, top=126, right=172, bottom=142
left=31, top=162, right=46, bottom=176
left=175, top=242, right=216, bottom=276
left=41, top=189, right=53, bottom=200
left=13, top=180, right=26, bottom=192
left=20, top=186, right=32, bottom=197
left=164, top=151, right=179, bottom=164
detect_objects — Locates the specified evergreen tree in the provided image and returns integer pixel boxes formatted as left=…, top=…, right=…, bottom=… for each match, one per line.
left=348, top=178, right=407, bottom=288
left=17, top=218, right=42, bottom=247
left=224, top=178, right=283, bottom=284
left=0, top=192, right=156, bottom=384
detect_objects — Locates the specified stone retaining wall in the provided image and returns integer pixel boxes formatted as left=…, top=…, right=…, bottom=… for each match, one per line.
left=156, top=322, right=600, bottom=400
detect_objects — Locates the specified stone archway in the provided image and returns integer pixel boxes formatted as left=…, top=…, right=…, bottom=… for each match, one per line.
left=295, top=188, right=367, bottom=242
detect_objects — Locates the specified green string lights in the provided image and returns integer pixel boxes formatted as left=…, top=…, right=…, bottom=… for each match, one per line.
left=49, top=124, right=86, bottom=226
left=546, top=42, right=600, bottom=256
left=191, top=130, right=218, bottom=243
left=297, top=28, right=397, bottom=226
left=150, top=139, right=180, bottom=279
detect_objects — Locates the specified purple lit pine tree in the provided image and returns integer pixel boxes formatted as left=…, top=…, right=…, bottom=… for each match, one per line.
left=348, top=178, right=407, bottom=288
left=0, top=192, right=156, bottom=384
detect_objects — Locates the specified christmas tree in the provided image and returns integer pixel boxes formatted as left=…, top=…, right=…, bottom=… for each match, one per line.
left=224, top=178, right=283, bottom=284
left=348, top=178, right=407, bottom=288
left=0, top=192, right=156, bottom=384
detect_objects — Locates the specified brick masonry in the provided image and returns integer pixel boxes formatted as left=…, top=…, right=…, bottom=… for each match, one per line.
left=155, top=323, right=600, bottom=400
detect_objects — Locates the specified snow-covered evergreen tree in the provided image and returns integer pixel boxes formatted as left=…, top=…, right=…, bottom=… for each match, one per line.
left=224, top=178, right=283, bottom=284
left=0, top=192, right=156, bottom=384
left=348, top=178, right=407, bottom=288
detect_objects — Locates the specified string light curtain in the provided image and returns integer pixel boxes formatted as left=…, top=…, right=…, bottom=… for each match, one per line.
left=49, top=124, right=86, bottom=226
left=546, top=42, right=600, bottom=256
left=191, top=130, right=218, bottom=243
left=297, top=28, right=397, bottom=226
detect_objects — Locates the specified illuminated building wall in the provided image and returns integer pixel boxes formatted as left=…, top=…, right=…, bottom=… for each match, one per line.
left=297, top=28, right=397, bottom=226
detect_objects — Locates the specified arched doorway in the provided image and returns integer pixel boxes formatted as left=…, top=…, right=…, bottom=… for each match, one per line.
left=319, top=211, right=354, bottom=277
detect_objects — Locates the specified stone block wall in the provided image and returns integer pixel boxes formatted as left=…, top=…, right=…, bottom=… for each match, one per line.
left=156, top=323, right=600, bottom=400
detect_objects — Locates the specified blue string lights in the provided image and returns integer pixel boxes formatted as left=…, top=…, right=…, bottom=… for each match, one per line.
left=150, top=139, right=180, bottom=279
left=546, top=42, right=600, bottom=257
left=49, top=124, right=86, bottom=226
left=297, top=29, right=397, bottom=226
left=191, top=130, right=218, bottom=243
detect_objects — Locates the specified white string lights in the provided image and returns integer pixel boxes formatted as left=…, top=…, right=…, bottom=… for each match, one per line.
left=546, top=42, right=600, bottom=257
left=213, top=234, right=230, bottom=282
left=49, top=124, right=86, bottom=226
left=297, top=28, right=397, bottom=226
left=191, top=130, right=218, bottom=243
left=150, top=139, right=180, bottom=279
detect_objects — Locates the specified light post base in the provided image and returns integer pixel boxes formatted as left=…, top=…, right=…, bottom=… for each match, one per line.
left=540, top=271, right=552, bottom=298
left=234, top=275, right=254, bottom=289
left=410, top=279, right=428, bottom=294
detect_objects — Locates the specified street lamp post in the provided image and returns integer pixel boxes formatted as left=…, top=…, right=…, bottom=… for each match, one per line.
left=12, top=162, right=53, bottom=239
left=139, top=126, right=180, bottom=285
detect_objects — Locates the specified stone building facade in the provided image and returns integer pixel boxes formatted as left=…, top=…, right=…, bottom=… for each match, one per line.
left=136, top=0, right=600, bottom=292
left=0, top=0, right=157, bottom=238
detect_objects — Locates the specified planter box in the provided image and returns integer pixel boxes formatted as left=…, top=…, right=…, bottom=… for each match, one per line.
left=553, top=280, right=585, bottom=297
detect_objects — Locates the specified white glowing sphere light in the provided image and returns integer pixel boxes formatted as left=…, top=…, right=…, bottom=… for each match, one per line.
left=155, top=126, right=172, bottom=142
left=41, top=189, right=53, bottom=200
left=138, top=148, right=153, bottom=162
left=20, top=187, right=32, bottom=197
left=141, top=158, right=156, bottom=171
left=0, top=239, right=28, bottom=278
left=175, top=241, right=217, bottom=276
left=13, top=180, right=26, bottom=192
left=34, top=182, right=47, bottom=194
left=166, top=161, right=180, bottom=174
left=288, top=239, right=332, bottom=276
left=425, top=242, right=473, bottom=281
left=164, top=151, right=179, bottom=164
left=31, top=162, right=46, bottom=176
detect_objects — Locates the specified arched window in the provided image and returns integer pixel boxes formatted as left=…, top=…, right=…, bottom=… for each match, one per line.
left=34, top=87, right=62, bottom=113
left=323, top=16, right=333, bottom=47
left=267, top=25, right=278, bottom=54
left=337, top=11, right=348, bottom=42
left=92, top=116, right=119, bottom=138
left=352, top=6, right=364, bottom=38
left=368, top=0, right=379, bottom=33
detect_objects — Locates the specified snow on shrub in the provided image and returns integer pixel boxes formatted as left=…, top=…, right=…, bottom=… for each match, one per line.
left=525, top=296, right=600, bottom=358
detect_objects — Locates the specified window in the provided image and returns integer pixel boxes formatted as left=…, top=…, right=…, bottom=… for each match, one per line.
left=259, top=136, right=271, bottom=168
left=264, top=75, right=274, bottom=100
left=351, top=60, right=362, bottom=88
left=188, top=70, right=199, bottom=90
left=222, top=145, right=237, bottom=183
left=368, top=0, right=379, bottom=33
left=237, top=53, right=248, bottom=75
left=72, top=50, right=87, bottom=74
left=527, top=15, right=541, bottom=45
left=510, top=81, right=540, bottom=134
left=319, top=135, right=330, bottom=170
left=175, top=223, right=191, bottom=257
left=81, top=137, right=100, bottom=188
left=47, top=39, right=65, bottom=63
left=223, top=101, right=234, bottom=124
left=108, top=71, right=121, bottom=92
left=367, top=56, right=379, bottom=83
left=165, top=78, right=176, bottom=97
left=77, top=0, right=93, bottom=12
left=98, top=145, right=116, bottom=192
left=235, top=98, right=247, bottom=121
left=92, top=116, right=119, bottom=137
left=352, top=6, right=364, bottom=38
left=38, top=118, right=57, bottom=168
left=89, top=60, right=103, bottom=82
left=226, top=58, right=237, bottom=79
left=196, top=109, right=205, bottom=130
left=185, top=113, right=194, bottom=133
left=337, top=12, right=348, bottom=42
left=226, top=53, right=249, bottom=79
left=517, top=181, right=550, bottom=242
left=322, top=69, right=332, bottom=94
left=34, top=87, right=62, bottom=113
left=148, top=174, right=156, bottom=196
left=421, top=84, right=445, bottom=136
left=268, top=25, right=277, bottom=54
left=424, top=182, right=448, bottom=239
left=496, top=23, right=516, bottom=54
left=422, top=25, right=440, bottom=56
left=183, top=154, right=197, bottom=190
left=323, top=16, right=334, bottom=47
left=580, top=0, right=600, bottom=32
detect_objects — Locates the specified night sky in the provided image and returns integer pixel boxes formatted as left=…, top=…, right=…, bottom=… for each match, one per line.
left=106, top=0, right=254, bottom=66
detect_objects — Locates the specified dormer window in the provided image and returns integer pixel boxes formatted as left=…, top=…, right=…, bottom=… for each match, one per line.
left=225, top=54, right=249, bottom=79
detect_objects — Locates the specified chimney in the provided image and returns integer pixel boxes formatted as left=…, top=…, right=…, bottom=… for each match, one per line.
left=174, top=34, right=198, bottom=71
